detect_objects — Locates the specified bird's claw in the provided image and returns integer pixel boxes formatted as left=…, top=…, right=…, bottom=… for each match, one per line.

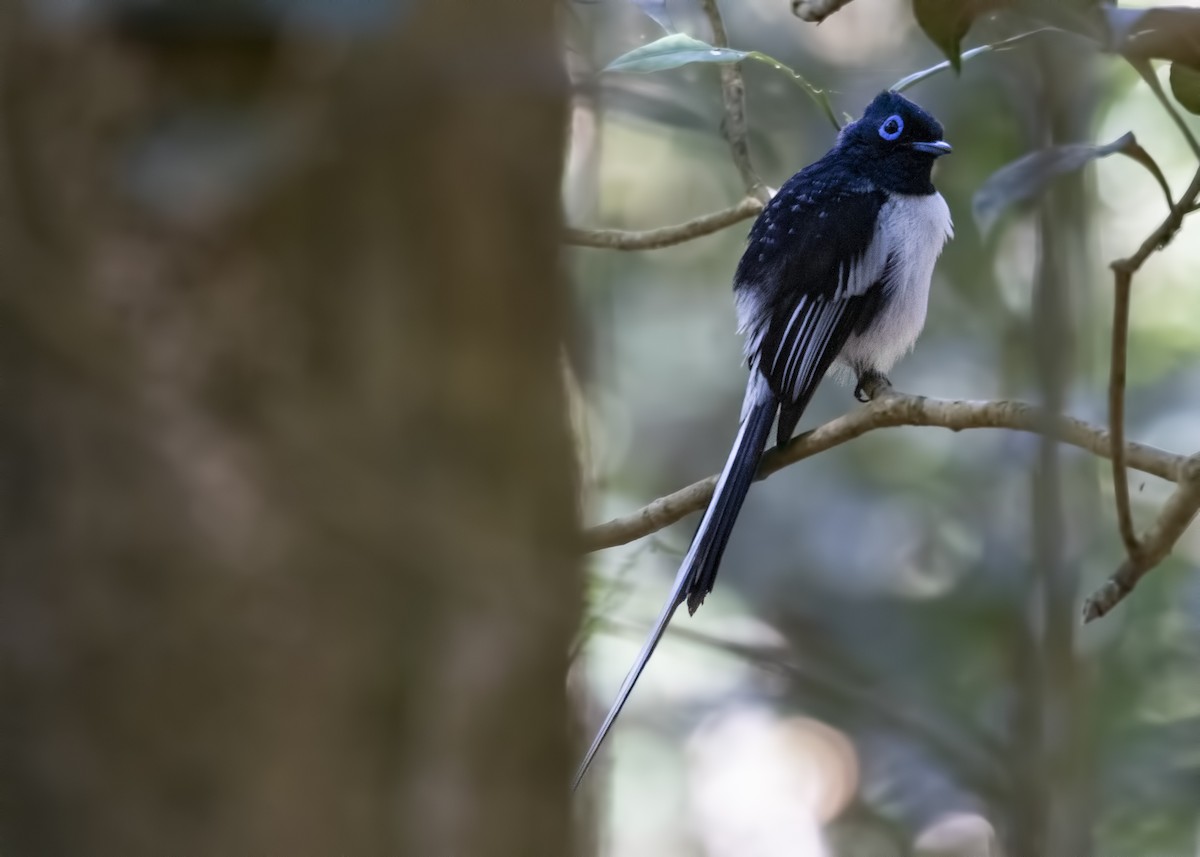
left=854, top=371, right=890, bottom=402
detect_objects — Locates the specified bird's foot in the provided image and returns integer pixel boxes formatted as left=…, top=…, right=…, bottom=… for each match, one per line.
left=854, top=370, right=891, bottom=403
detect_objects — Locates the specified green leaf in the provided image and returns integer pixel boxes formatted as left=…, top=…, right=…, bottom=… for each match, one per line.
left=603, top=35, right=842, bottom=131
left=1169, top=62, right=1200, bottom=115
left=1101, top=6, right=1200, bottom=69
left=604, top=34, right=748, bottom=73
left=890, top=27, right=1056, bottom=93
left=973, top=132, right=1171, bottom=235
left=912, top=0, right=1010, bottom=71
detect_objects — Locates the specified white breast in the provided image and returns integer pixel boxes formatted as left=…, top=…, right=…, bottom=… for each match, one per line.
left=838, top=192, right=953, bottom=375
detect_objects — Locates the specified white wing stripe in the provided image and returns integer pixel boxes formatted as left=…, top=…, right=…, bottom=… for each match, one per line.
left=777, top=300, right=845, bottom=401
left=772, top=300, right=807, bottom=375
left=791, top=307, right=838, bottom=398
left=782, top=302, right=821, bottom=386
left=794, top=308, right=842, bottom=399
left=779, top=297, right=810, bottom=351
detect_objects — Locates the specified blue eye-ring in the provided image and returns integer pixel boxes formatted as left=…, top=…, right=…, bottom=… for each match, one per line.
left=878, top=114, right=904, bottom=141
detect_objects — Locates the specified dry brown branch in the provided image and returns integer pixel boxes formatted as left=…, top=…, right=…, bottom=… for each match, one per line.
left=563, top=197, right=763, bottom=250
left=700, top=0, right=769, bottom=202
left=583, top=387, right=1186, bottom=552
left=1083, top=455, right=1200, bottom=622
left=1103, top=164, right=1200, bottom=583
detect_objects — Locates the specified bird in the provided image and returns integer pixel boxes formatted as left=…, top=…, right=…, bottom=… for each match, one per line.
left=573, top=90, right=954, bottom=790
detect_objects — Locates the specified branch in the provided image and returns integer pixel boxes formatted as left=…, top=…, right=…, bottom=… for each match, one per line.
left=1109, top=266, right=1139, bottom=556
left=563, top=196, right=763, bottom=250
left=1105, top=164, right=1200, bottom=566
left=583, top=387, right=1186, bottom=552
left=700, top=0, right=769, bottom=203
left=1083, top=455, right=1200, bottom=622
left=1123, top=167, right=1200, bottom=271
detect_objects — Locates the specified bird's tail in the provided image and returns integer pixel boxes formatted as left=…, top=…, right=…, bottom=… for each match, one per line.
left=681, top=386, right=775, bottom=614
left=572, top=377, right=776, bottom=790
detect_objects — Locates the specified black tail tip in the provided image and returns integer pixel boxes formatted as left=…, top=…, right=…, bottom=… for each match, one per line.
left=683, top=558, right=716, bottom=614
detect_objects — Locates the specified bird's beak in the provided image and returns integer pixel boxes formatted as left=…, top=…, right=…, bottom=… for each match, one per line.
left=911, top=140, right=952, bottom=156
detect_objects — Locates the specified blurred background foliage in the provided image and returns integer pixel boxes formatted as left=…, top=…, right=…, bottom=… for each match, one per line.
left=565, top=1, right=1200, bottom=855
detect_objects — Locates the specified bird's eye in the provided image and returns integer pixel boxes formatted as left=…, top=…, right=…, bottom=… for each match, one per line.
left=878, top=115, right=904, bottom=141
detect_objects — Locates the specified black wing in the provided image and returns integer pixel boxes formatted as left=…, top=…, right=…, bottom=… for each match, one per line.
left=734, top=166, right=891, bottom=444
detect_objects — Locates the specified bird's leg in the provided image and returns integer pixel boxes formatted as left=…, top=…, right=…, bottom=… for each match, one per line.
left=854, top=369, right=891, bottom=402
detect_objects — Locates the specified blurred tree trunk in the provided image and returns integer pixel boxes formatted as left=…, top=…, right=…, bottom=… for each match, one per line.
left=0, top=3, right=577, bottom=856
left=1006, top=38, right=1097, bottom=857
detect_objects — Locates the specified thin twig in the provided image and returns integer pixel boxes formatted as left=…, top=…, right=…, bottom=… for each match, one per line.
left=1083, top=455, right=1200, bottom=622
left=890, top=29, right=1059, bottom=94
left=1109, top=265, right=1140, bottom=556
left=1123, top=168, right=1200, bottom=270
left=700, top=0, right=769, bottom=202
left=564, top=197, right=763, bottom=250
left=582, top=388, right=1185, bottom=552
left=1103, top=164, right=1200, bottom=564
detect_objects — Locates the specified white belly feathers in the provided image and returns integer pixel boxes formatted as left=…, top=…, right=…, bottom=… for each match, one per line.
left=838, top=191, right=953, bottom=374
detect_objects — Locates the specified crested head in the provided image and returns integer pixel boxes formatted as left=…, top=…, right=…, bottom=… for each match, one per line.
left=834, top=91, right=951, bottom=195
